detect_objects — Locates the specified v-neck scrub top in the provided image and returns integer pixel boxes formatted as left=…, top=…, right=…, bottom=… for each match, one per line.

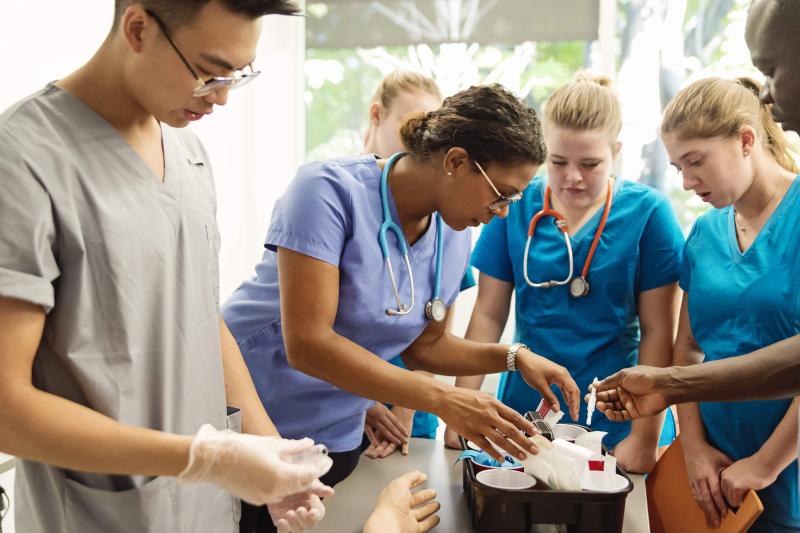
left=472, top=176, right=685, bottom=448
left=222, top=154, right=471, bottom=452
left=0, top=85, right=237, bottom=531
left=680, top=176, right=800, bottom=529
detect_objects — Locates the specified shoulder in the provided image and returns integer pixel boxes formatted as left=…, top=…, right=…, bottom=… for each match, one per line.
left=294, top=154, right=379, bottom=192
left=0, top=85, right=61, bottom=155
left=616, top=179, right=670, bottom=210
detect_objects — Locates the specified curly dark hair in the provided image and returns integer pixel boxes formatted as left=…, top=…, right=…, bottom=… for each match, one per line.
left=399, top=84, right=546, bottom=168
left=113, top=0, right=302, bottom=31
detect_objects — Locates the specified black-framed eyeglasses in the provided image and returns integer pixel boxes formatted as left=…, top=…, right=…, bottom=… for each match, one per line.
left=146, top=9, right=261, bottom=97
left=473, top=160, right=523, bottom=211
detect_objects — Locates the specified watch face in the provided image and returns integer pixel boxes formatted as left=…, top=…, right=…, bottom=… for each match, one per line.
left=426, top=298, right=446, bottom=322
left=569, top=277, right=589, bottom=298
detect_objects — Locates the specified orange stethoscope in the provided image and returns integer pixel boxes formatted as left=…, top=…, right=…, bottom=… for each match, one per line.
left=522, top=179, right=613, bottom=298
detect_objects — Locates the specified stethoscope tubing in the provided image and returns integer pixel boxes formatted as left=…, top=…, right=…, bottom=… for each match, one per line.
left=379, top=152, right=443, bottom=317
left=523, top=180, right=613, bottom=290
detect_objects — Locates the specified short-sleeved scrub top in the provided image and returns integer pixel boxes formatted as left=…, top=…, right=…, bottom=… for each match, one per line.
left=222, top=155, right=471, bottom=453
left=681, top=176, right=800, bottom=530
left=472, top=176, right=685, bottom=448
left=0, top=85, right=237, bottom=532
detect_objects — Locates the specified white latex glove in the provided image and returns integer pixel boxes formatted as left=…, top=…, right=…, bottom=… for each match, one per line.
left=269, top=480, right=335, bottom=533
left=178, top=424, right=333, bottom=505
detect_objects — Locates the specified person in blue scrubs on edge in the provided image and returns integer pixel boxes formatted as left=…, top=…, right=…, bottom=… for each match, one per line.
left=661, top=77, right=799, bottom=533
left=444, top=74, right=684, bottom=475
left=223, top=84, right=581, bottom=532
left=360, top=70, right=477, bottom=458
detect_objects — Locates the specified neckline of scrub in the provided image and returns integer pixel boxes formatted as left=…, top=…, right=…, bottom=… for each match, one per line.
left=373, top=157, right=438, bottom=255
left=45, top=82, right=177, bottom=191
left=726, top=174, right=800, bottom=258
left=543, top=176, right=622, bottom=242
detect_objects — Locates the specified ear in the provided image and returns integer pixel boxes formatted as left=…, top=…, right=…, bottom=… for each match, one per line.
left=368, top=102, right=383, bottom=127
left=611, top=141, right=622, bottom=158
left=740, top=126, right=757, bottom=156
left=120, top=5, right=151, bottom=54
left=442, top=147, right=471, bottom=176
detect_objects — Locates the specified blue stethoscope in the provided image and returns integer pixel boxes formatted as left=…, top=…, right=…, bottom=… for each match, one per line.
left=379, top=152, right=446, bottom=322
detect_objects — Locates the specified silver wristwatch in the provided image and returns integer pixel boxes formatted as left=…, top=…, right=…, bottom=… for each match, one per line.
left=506, top=343, right=527, bottom=372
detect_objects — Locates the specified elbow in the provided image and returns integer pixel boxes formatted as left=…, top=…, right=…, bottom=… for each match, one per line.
left=282, top=328, right=330, bottom=377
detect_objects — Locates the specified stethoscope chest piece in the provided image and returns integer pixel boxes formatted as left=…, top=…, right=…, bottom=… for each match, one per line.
left=425, top=297, right=447, bottom=322
left=569, top=276, right=590, bottom=298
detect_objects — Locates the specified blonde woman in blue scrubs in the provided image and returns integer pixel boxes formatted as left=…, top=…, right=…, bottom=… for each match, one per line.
left=445, top=74, right=684, bottom=475
left=662, top=77, right=799, bottom=533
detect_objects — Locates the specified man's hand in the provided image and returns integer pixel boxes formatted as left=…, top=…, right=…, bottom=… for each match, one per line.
left=589, top=366, right=672, bottom=421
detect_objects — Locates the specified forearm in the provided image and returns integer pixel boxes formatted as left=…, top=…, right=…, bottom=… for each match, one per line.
left=668, top=336, right=800, bottom=404
left=751, top=398, right=799, bottom=476
left=287, top=330, right=450, bottom=415
left=630, top=327, right=672, bottom=443
left=219, top=318, right=278, bottom=436
left=674, top=339, right=709, bottom=449
left=0, top=384, right=190, bottom=476
left=406, top=333, right=508, bottom=376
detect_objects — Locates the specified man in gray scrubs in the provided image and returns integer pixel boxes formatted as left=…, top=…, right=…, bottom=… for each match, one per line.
left=0, top=1, right=333, bottom=532
left=592, top=0, right=800, bottom=443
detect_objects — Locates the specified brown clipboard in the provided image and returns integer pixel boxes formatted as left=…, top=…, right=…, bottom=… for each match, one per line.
left=646, top=436, right=764, bottom=533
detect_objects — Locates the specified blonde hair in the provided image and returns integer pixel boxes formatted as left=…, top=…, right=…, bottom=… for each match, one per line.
left=661, top=77, right=797, bottom=173
left=371, top=71, right=442, bottom=109
left=543, top=72, right=622, bottom=142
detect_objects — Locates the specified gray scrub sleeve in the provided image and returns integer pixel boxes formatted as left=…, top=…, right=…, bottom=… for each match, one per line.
left=0, top=151, right=59, bottom=311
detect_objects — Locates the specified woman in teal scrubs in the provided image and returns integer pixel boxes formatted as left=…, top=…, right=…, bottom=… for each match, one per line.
left=445, top=74, right=683, bottom=475
left=662, top=77, right=799, bottom=532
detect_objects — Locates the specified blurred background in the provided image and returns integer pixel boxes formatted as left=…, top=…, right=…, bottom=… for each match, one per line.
left=2, top=0, right=775, bottom=303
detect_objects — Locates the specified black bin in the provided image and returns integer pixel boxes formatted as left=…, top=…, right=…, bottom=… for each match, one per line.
left=460, top=437, right=633, bottom=533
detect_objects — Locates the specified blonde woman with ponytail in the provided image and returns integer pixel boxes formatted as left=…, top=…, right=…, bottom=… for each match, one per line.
left=661, top=77, right=799, bottom=532
left=445, top=73, right=685, bottom=475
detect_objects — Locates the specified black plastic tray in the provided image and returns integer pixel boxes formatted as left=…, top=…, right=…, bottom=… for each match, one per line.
left=460, top=435, right=633, bottom=533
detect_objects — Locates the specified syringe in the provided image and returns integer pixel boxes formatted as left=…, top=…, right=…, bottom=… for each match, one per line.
left=586, top=377, right=599, bottom=426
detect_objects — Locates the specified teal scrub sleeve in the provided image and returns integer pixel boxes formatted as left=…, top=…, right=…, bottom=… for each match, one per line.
left=265, top=162, right=353, bottom=267
left=460, top=267, right=476, bottom=291
left=0, top=154, right=59, bottom=312
left=678, top=221, right=701, bottom=292
left=637, top=194, right=685, bottom=292
left=471, top=215, right=514, bottom=282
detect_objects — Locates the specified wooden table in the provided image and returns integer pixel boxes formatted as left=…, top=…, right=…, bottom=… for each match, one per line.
left=317, top=438, right=650, bottom=533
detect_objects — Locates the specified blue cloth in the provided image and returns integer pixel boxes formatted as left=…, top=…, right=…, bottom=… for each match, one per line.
left=680, top=176, right=800, bottom=529
left=384, top=268, right=476, bottom=440
left=472, top=176, right=684, bottom=449
left=223, top=155, right=471, bottom=452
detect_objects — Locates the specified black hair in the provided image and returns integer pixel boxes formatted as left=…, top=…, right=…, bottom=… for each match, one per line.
left=399, top=84, right=546, bottom=168
left=113, top=0, right=302, bottom=31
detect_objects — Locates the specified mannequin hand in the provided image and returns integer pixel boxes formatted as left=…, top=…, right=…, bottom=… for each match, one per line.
left=178, top=424, right=332, bottom=505
left=364, top=471, right=440, bottom=533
